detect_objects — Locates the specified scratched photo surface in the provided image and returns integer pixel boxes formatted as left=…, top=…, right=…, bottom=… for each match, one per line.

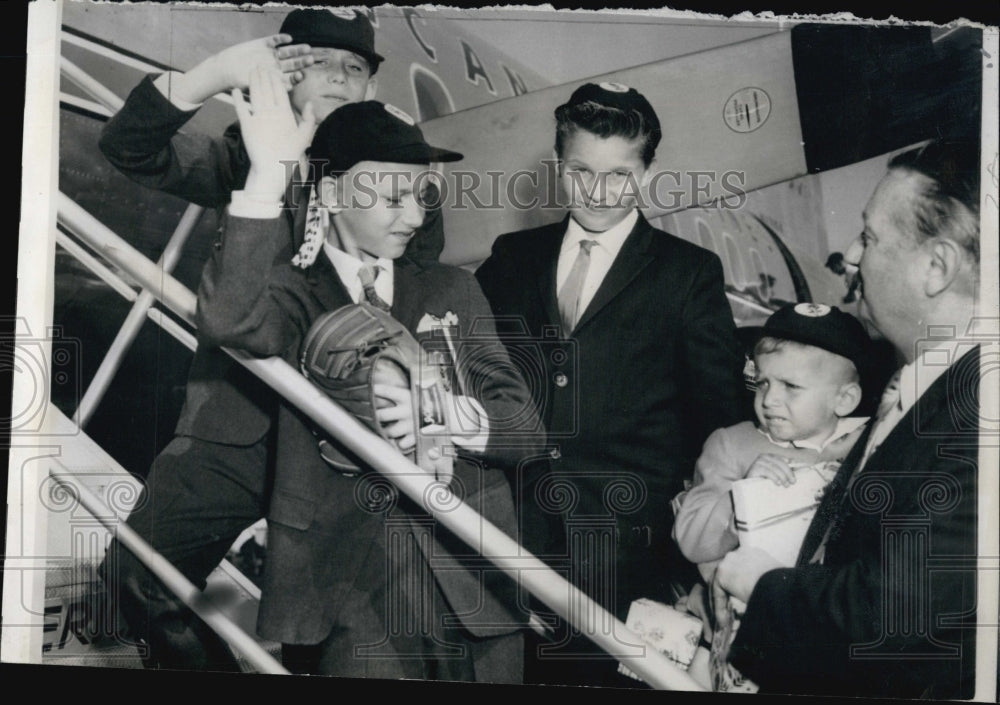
left=3, top=1, right=997, bottom=700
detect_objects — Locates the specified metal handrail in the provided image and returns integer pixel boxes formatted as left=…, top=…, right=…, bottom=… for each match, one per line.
left=73, top=202, right=204, bottom=427
left=60, top=56, right=125, bottom=113
left=47, top=466, right=288, bottom=675
left=56, top=191, right=705, bottom=690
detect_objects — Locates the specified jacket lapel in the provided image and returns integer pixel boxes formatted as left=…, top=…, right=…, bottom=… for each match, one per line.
left=306, top=251, right=353, bottom=312
left=795, top=422, right=873, bottom=565
left=795, top=345, right=980, bottom=566
left=391, top=260, right=424, bottom=333
left=536, top=218, right=568, bottom=327
left=572, top=214, right=656, bottom=334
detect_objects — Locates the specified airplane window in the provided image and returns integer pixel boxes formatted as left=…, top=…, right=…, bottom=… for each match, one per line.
left=724, top=232, right=746, bottom=289
left=411, top=65, right=456, bottom=122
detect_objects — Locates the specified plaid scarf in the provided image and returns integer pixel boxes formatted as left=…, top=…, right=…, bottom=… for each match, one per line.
left=292, top=185, right=327, bottom=269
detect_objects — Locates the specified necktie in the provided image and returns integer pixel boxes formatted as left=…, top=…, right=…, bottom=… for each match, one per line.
left=358, top=264, right=391, bottom=312
left=807, top=368, right=903, bottom=564
left=859, top=368, right=903, bottom=470
left=558, top=239, right=597, bottom=333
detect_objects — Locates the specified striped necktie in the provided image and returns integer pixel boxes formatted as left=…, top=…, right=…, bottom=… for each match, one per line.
left=558, top=239, right=597, bottom=333
left=358, top=264, right=391, bottom=312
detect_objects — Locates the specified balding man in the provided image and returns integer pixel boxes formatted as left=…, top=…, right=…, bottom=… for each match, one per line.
left=715, top=140, right=983, bottom=699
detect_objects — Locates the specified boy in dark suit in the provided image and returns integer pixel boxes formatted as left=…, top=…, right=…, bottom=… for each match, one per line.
left=98, top=9, right=442, bottom=672
left=475, top=82, right=749, bottom=686
left=196, top=65, right=541, bottom=681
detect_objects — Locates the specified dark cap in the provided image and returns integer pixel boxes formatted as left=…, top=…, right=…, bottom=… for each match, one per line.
left=280, top=8, right=384, bottom=75
left=559, top=82, right=661, bottom=134
left=760, top=303, right=871, bottom=372
left=308, top=101, right=463, bottom=177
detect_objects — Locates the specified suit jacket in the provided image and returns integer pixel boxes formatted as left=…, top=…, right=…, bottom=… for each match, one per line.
left=197, top=213, right=542, bottom=646
left=475, top=213, right=749, bottom=617
left=729, top=346, right=980, bottom=699
left=98, top=75, right=445, bottom=446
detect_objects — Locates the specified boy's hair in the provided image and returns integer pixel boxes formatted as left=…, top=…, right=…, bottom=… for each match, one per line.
left=753, top=336, right=860, bottom=385
left=554, top=83, right=662, bottom=167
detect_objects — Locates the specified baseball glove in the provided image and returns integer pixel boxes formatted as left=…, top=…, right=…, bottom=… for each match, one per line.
left=300, top=302, right=454, bottom=482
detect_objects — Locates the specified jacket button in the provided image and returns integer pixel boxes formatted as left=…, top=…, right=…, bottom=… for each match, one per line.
left=554, top=373, right=568, bottom=387
left=550, top=448, right=561, bottom=460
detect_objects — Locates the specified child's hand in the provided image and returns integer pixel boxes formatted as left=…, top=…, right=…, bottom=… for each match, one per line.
left=746, top=453, right=796, bottom=487
left=233, top=66, right=317, bottom=198
left=211, top=34, right=314, bottom=93
left=373, top=383, right=416, bottom=452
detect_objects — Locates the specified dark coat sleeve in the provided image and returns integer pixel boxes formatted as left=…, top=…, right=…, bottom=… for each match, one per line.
left=677, top=251, right=754, bottom=452
left=99, top=75, right=249, bottom=207
left=453, top=270, right=545, bottom=466
left=196, top=213, right=309, bottom=357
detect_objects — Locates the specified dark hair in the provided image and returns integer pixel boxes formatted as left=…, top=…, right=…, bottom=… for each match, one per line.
left=554, top=100, right=661, bottom=167
left=888, top=140, right=980, bottom=263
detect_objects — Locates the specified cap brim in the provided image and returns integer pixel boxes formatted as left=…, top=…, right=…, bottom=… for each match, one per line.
left=383, top=144, right=463, bottom=165
left=306, top=40, right=384, bottom=68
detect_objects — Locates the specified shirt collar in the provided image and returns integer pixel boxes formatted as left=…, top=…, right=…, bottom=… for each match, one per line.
left=561, top=208, right=639, bottom=257
left=757, top=415, right=869, bottom=451
left=322, top=241, right=394, bottom=304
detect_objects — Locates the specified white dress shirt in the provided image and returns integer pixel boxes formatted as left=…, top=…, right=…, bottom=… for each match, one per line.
left=323, top=241, right=394, bottom=307
left=556, top=209, right=638, bottom=317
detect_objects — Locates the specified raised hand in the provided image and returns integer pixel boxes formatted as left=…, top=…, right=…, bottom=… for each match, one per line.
left=212, top=34, right=314, bottom=93
left=233, top=65, right=317, bottom=199
left=170, top=34, right=314, bottom=106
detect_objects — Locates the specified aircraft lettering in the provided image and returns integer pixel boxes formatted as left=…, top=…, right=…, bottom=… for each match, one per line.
left=460, top=40, right=496, bottom=95
left=403, top=8, right=437, bottom=62
left=501, top=63, right=528, bottom=96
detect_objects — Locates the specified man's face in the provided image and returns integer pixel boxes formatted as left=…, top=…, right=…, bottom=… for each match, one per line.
left=558, top=129, right=651, bottom=232
left=844, top=170, right=925, bottom=350
left=753, top=345, right=852, bottom=445
left=290, top=47, right=376, bottom=121
left=328, top=161, right=428, bottom=263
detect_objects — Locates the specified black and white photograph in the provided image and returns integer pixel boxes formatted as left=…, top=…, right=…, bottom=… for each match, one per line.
left=3, top=1, right=998, bottom=699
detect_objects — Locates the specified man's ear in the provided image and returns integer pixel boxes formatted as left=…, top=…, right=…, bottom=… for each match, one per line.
left=924, top=238, right=965, bottom=297
left=835, top=381, right=863, bottom=418
left=318, top=175, right=343, bottom=214
left=365, top=77, right=377, bottom=101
